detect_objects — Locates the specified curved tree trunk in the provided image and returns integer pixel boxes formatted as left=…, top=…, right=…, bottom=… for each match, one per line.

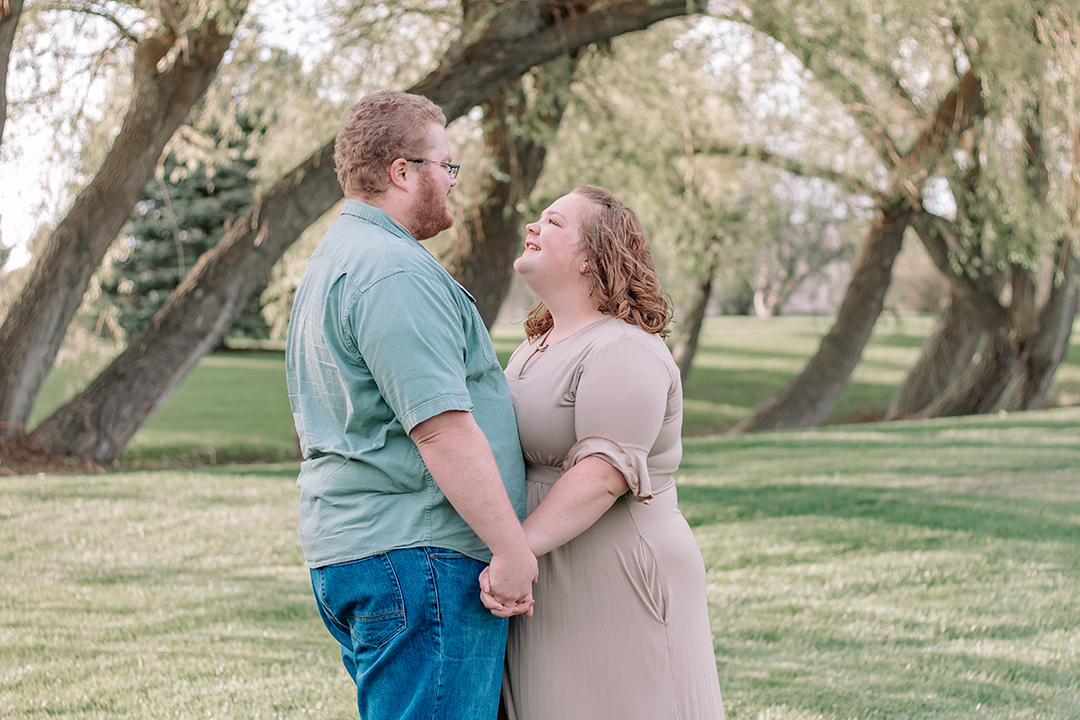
left=917, top=332, right=1019, bottom=417
left=0, top=14, right=239, bottom=436
left=28, top=141, right=342, bottom=460
left=29, top=0, right=704, bottom=460
left=445, top=58, right=574, bottom=327
left=1000, top=247, right=1079, bottom=411
left=733, top=203, right=913, bottom=432
left=732, top=69, right=985, bottom=433
left=0, top=0, right=24, bottom=150
left=886, top=288, right=981, bottom=419
left=671, top=249, right=717, bottom=381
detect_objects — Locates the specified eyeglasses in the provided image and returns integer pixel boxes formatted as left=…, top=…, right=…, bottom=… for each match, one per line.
left=406, top=158, right=460, bottom=179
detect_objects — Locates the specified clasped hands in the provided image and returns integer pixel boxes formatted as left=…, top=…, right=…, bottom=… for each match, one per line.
left=478, top=552, right=537, bottom=618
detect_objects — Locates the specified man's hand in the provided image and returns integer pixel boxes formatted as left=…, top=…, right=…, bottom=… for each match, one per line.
left=478, top=560, right=537, bottom=618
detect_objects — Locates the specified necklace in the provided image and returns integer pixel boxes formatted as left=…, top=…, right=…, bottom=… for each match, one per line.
left=536, top=330, right=553, bottom=352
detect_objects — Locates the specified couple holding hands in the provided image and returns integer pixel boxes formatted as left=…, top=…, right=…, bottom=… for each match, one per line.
left=286, top=91, right=724, bottom=720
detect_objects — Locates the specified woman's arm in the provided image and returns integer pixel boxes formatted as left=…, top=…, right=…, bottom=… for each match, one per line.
left=479, top=455, right=628, bottom=616
left=523, top=456, right=629, bottom=556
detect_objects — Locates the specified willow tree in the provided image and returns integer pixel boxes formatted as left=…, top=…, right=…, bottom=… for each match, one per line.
left=726, top=1, right=1080, bottom=430
left=526, top=19, right=761, bottom=379
left=719, top=1, right=1008, bottom=431
left=443, top=55, right=578, bottom=327
left=0, top=0, right=247, bottom=436
left=891, top=8, right=1080, bottom=418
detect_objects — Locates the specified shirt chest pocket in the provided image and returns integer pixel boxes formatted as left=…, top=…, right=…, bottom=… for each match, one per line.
left=456, top=284, right=499, bottom=367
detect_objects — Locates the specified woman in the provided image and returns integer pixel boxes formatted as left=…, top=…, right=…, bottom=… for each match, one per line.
left=482, top=185, right=725, bottom=719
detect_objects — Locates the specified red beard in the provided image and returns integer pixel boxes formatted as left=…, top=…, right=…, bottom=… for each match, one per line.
left=409, top=170, right=454, bottom=241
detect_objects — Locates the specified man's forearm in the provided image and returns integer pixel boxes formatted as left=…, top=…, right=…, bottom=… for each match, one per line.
left=411, top=410, right=536, bottom=607
left=411, top=411, right=528, bottom=555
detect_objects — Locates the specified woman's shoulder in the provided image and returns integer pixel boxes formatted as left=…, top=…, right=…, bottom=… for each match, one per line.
left=587, top=317, right=679, bottom=378
left=592, top=315, right=669, bottom=347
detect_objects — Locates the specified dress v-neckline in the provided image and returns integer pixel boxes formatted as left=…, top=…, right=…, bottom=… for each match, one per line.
left=517, top=317, right=607, bottom=378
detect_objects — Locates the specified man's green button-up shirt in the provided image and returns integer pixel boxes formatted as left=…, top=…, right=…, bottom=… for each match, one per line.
left=285, top=200, right=526, bottom=568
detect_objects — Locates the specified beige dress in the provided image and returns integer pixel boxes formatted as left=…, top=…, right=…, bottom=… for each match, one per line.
left=501, top=316, right=725, bottom=720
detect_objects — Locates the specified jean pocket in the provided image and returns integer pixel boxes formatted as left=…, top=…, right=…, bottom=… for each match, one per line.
left=316, top=555, right=407, bottom=650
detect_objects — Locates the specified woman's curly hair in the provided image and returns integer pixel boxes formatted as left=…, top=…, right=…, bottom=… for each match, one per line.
left=525, top=185, right=673, bottom=339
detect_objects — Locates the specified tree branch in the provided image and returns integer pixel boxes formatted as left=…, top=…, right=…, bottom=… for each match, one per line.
left=694, top=141, right=879, bottom=198
left=0, top=0, right=24, bottom=149
left=50, top=1, right=139, bottom=43
left=889, top=68, right=985, bottom=205
left=720, top=7, right=905, bottom=169
left=911, top=210, right=1008, bottom=334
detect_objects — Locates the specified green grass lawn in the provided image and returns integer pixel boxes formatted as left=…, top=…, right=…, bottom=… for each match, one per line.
left=676, top=314, right=1080, bottom=435
left=2, top=408, right=1078, bottom=718
left=27, top=315, right=1080, bottom=464
left=30, top=351, right=299, bottom=467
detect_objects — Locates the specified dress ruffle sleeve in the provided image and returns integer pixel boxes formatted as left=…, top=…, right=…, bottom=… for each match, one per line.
left=562, top=436, right=654, bottom=502
left=560, top=334, right=677, bottom=503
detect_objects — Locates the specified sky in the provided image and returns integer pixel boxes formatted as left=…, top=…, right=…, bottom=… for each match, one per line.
left=0, top=0, right=314, bottom=273
left=1, top=122, right=50, bottom=270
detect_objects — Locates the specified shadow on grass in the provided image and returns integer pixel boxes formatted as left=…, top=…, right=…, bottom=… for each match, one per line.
left=201, top=464, right=302, bottom=479
left=868, top=332, right=934, bottom=350
left=683, top=366, right=804, bottom=406
left=120, top=443, right=300, bottom=470
left=678, top=482, right=1080, bottom=546
left=715, top=634, right=1077, bottom=716
left=691, top=344, right=819, bottom=361
left=684, top=365, right=901, bottom=407
left=685, top=434, right=1080, bottom=459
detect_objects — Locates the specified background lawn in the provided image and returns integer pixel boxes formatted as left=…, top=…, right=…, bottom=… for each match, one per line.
left=7, top=315, right=1079, bottom=718
left=26, top=314, right=1080, bottom=466
left=2, top=408, right=1078, bottom=718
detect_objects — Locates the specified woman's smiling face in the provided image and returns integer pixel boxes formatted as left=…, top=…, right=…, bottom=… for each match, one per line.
left=514, top=192, right=592, bottom=291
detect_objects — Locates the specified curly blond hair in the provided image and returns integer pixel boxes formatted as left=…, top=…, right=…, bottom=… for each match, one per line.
left=334, top=91, right=446, bottom=198
left=525, top=185, right=672, bottom=339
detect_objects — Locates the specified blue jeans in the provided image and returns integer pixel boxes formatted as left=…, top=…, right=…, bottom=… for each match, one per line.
left=310, top=548, right=507, bottom=719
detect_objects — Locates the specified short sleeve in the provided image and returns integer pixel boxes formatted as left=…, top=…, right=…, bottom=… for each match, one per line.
left=351, top=271, right=473, bottom=434
left=561, top=336, right=674, bottom=502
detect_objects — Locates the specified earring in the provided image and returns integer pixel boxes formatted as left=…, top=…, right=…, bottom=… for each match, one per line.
left=580, top=261, right=589, bottom=274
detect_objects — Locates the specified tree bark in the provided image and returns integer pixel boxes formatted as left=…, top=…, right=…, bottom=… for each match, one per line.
left=1000, top=246, right=1079, bottom=411
left=917, top=331, right=1019, bottom=417
left=900, top=214, right=1030, bottom=419
left=0, top=13, right=240, bottom=435
left=445, top=58, right=574, bottom=327
left=732, top=70, right=986, bottom=432
left=671, top=250, right=717, bottom=381
left=0, top=0, right=24, bottom=150
left=29, top=0, right=704, bottom=460
left=734, top=203, right=913, bottom=432
left=911, top=211, right=1009, bottom=334
left=885, top=288, right=981, bottom=419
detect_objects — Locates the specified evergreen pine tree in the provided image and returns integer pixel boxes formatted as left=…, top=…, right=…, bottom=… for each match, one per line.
left=103, top=133, right=269, bottom=340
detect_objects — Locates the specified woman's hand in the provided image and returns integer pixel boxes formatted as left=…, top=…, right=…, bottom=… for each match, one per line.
left=479, top=566, right=535, bottom=618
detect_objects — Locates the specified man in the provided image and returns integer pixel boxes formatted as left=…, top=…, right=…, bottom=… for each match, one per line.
left=285, top=91, right=536, bottom=719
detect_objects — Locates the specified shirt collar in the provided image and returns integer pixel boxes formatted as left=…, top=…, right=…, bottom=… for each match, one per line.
left=341, top=199, right=416, bottom=242
left=341, top=199, right=477, bottom=303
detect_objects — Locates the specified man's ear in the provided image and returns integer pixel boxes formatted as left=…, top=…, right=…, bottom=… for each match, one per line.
left=388, top=157, right=411, bottom=192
